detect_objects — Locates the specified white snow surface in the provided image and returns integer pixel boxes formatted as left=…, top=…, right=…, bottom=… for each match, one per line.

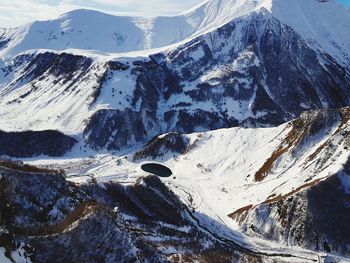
left=24, top=116, right=350, bottom=261
left=0, top=54, right=108, bottom=134
left=1, top=1, right=350, bottom=261
left=0, top=0, right=349, bottom=134
left=0, top=245, right=32, bottom=263
left=0, top=0, right=349, bottom=64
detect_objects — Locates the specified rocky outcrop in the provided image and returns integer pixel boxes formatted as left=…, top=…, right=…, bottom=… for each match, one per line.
left=0, top=130, right=77, bottom=157
left=254, top=108, right=343, bottom=182
left=84, top=12, right=350, bottom=150
left=232, top=171, right=350, bottom=257
left=227, top=108, right=350, bottom=257
left=133, top=132, right=190, bottom=161
left=0, top=163, right=265, bottom=263
left=84, top=109, right=147, bottom=150
left=0, top=165, right=88, bottom=261
left=14, top=52, right=93, bottom=85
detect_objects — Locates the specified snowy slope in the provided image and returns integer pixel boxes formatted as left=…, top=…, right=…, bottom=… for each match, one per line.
left=0, top=0, right=349, bottom=65
left=164, top=109, right=349, bottom=224
left=185, top=0, right=350, bottom=65
left=0, top=52, right=108, bottom=134
left=1, top=2, right=350, bottom=142
left=0, top=0, right=349, bottom=137
left=136, top=110, right=348, bottom=225
left=23, top=107, right=350, bottom=260
left=1, top=1, right=350, bottom=261
left=0, top=10, right=196, bottom=57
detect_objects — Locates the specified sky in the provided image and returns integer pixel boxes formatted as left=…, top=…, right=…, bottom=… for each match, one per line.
left=0, top=0, right=349, bottom=28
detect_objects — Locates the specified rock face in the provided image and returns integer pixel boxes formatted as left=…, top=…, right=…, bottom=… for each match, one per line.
left=83, top=109, right=147, bottom=151
left=133, top=132, right=190, bottom=161
left=0, top=131, right=77, bottom=158
left=84, top=12, right=350, bottom=150
left=0, top=10, right=349, bottom=151
left=0, top=51, right=107, bottom=134
left=0, top=164, right=264, bottom=263
left=229, top=108, right=350, bottom=257
left=0, top=130, right=77, bottom=157
left=18, top=52, right=93, bottom=85
left=233, top=171, right=350, bottom=257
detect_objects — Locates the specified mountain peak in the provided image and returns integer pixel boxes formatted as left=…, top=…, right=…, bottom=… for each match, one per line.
left=0, top=0, right=349, bottom=64
left=58, top=8, right=122, bottom=20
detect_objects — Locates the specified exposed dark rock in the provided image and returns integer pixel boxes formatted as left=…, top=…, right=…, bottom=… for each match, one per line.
left=234, top=166, right=350, bottom=257
left=133, top=132, right=190, bottom=160
left=84, top=12, right=350, bottom=150
left=0, top=130, right=77, bottom=157
left=0, top=164, right=262, bottom=263
left=107, top=61, right=129, bottom=71
left=0, top=38, right=10, bottom=50
left=132, top=60, right=159, bottom=70
left=84, top=108, right=148, bottom=150
left=20, top=52, right=93, bottom=84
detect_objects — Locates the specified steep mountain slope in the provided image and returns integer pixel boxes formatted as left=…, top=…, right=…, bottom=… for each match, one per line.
left=151, top=107, right=349, bottom=224
left=0, top=0, right=350, bottom=262
left=0, top=0, right=349, bottom=64
left=166, top=107, right=350, bottom=257
left=0, top=163, right=303, bottom=263
left=235, top=170, right=350, bottom=258
left=84, top=11, right=350, bottom=150
left=0, top=52, right=107, bottom=134
left=186, top=0, right=350, bottom=65
left=24, top=107, right=350, bottom=260
left=0, top=129, right=76, bottom=157
left=0, top=4, right=349, bottom=150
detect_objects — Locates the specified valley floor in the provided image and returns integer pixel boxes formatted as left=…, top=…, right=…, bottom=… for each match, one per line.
left=20, top=116, right=350, bottom=262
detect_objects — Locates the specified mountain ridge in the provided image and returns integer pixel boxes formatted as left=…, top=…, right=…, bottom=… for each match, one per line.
left=0, top=3, right=349, bottom=149
left=0, top=1, right=350, bottom=261
left=0, top=0, right=349, bottom=65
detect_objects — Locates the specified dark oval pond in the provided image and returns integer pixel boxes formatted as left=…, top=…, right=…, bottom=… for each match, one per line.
left=141, top=163, right=172, bottom=178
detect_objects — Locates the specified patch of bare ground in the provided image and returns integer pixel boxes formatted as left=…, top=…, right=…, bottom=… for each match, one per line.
left=260, top=179, right=321, bottom=205
left=14, top=201, right=101, bottom=236
left=254, top=108, right=350, bottom=182
left=200, top=248, right=262, bottom=263
left=254, top=117, right=308, bottom=182
left=168, top=247, right=261, bottom=263
left=0, top=160, right=64, bottom=174
left=228, top=205, right=253, bottom=222
left=229, top=179, right=322, bottom=220
left=305, top=107, right=350, bottom=164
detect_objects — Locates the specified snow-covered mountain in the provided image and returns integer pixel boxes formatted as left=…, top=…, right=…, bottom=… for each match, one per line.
left=1, top=0, right=349, bottom=63
left=2, top=107, right=349, bottom=262
left=1, top=1, right=349, bottom=151
left=1, top=0, right=350, bottom=262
